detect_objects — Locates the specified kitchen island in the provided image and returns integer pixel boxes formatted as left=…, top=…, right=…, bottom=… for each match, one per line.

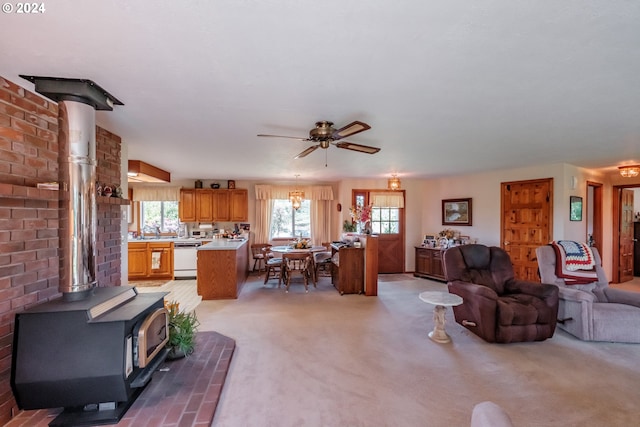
left=197, top=239, right=249, bottom=299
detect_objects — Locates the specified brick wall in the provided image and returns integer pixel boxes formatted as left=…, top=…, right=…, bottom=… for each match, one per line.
left=0, top=76, right=126, bottom=423
left=96, top=127, right=124, bottom=287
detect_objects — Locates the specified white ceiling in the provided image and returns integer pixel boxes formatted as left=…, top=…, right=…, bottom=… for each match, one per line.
left=2, top=1, right=639, bottom=183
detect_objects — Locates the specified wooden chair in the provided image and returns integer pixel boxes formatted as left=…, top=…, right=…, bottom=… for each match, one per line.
left=283, top=252, right=314, bottom=293
left=263, top=247, right=283, bottom=287
left=251, top=243, right=272, bottom=272
left=313, top=242, right=333, bottom=279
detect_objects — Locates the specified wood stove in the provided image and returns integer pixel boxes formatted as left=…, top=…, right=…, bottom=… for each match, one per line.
left=10, top=77, right=170, bottom=426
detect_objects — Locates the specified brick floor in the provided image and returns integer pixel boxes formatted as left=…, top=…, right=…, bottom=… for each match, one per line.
left=5, top=332, right=235, bottom=427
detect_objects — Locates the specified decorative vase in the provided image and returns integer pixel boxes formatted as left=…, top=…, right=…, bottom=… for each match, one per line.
left=356, top=222, right=364, bottom=234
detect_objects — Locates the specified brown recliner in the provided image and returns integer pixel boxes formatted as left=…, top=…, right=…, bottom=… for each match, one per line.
left=443, top=244, right=559, bottom=343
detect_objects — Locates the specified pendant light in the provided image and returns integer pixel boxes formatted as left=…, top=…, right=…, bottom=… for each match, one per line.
left=388, top=174, right=401, bottom=190
left=289, top=174, right=305, bottom=210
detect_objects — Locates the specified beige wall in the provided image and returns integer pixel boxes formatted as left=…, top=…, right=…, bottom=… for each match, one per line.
left=136, top=163, right=640, bottom=280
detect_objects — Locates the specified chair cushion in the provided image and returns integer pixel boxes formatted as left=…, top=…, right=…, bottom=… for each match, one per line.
left=497, top=295, right=552, bottom=326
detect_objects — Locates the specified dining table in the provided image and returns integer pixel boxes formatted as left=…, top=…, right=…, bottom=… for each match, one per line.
left=270, top=245, right=329, bottom=285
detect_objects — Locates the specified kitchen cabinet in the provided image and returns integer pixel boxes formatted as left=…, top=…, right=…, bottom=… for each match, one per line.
left=414, top=247, right=446, bottom=282
left=128, top=242, right=149, bottom=279
left=196, top=190, right=214, bottom=222
left=179, top=189, right=248, bottom=222
left=230, top=189, right=248, bottom=221
left=330, top=244, right=364, bottom=294
left=128, top=242, right=174, bottom=280
left=148, top=242, right=173, bottom=279
left=179, top=189, right=196, bottom=222
left=212, top=190, right=230, bottom=221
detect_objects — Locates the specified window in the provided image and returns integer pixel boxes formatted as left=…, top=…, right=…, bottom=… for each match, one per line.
left=354, top=192, right=401, bottom=234
left=371, top=207, right=400, bottom=234
left=270, top=199, right=311, bottom=238
left=141, top=201, right=179, bottom=233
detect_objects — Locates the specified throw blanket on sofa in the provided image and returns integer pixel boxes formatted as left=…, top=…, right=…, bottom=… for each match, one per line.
left=550, top=241, right=598, bottom=285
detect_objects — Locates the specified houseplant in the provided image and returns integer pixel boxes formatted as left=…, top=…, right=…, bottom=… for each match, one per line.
left=165, top=301, right=199, bottom=360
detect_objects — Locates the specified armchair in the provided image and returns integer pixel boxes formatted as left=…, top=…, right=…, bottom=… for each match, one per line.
left=536, top=245, right=640, bottom=343
left=443, top=244, right=559, bottom=343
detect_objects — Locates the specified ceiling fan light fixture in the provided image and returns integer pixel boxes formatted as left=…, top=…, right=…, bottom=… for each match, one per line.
left=388, top=174, right=401, bottom=191
left=618, top=165, right=640, bottom=178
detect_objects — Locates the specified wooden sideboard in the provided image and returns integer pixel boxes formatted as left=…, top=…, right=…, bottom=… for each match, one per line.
left=414, top=246, right=446, bottom=282
left=330, top=235, right=378, bottom=296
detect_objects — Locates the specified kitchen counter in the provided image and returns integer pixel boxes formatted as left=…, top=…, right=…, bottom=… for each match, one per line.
left=197, top=239, right=248, bottom=250
left=196, top=239, right=249, bottom=299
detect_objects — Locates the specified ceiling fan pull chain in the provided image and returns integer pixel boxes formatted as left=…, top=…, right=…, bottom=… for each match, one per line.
left=325, top=149, right=328, bottom=167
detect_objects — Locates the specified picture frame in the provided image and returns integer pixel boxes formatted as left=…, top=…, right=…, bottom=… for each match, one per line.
left=570, top=196, right=583, bottom=221
left=442, top=198, right=472, bottom=226
left=227, top=180, right=236, bottom=189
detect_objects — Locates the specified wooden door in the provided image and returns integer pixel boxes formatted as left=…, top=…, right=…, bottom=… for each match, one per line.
left=148, top=244, right=174, bottom=279
left=501, top=178, right=553, bottom=282
left=230, top=189, right=248, bottom=221
left=179, top=189, right=196, bottom=222
left=196, top=190, right=214, bottom=222
left=128, top=243, right=148, bottom=279
left=619, top=189, right=634, bottom=282
left=213, top=190, right=230, bottom=221
left=353, top=190, right=405, bottom=274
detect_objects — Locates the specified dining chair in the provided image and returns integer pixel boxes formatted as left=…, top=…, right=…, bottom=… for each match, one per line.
left=313, top=242, right=333, bottom=279
left=251, top=243, right=272, bottom=272
left=263, top=246, right=284, bottom=287
left=283, top=252, right=314, bottom=293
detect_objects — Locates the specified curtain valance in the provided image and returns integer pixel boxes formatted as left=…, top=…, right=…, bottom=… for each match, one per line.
left=255, top=185, right=334, bottom=200
left=371, top=192, right=405, bottom=208
left=132, top=186, right=181, bottom=202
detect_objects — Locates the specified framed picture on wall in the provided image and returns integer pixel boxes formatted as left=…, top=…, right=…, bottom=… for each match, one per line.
left=570, top=196, right=583, bottom=221
left=442, top=198, right=472, bottom=226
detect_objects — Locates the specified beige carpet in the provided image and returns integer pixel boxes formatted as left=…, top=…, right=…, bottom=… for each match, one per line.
left=193, top=274, right=640, bottom=427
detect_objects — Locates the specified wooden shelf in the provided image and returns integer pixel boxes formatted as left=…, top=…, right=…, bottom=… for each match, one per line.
left=0, top=184, right=130, bottom=205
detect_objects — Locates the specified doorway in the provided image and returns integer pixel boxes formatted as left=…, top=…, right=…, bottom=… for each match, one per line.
left=612, top=184, right=640, bottom=283
left=500, top=178, right=553, bottom=282
left=586, top=181, right=603, bottom=256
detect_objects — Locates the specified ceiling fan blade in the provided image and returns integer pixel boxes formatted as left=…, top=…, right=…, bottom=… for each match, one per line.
left=333, top=121, right=371, bottom=139
left=257, top=134, right=309, bottom=141
left=335, top=141, right=381, bottom=154
left=295, top=145, right=320, bottom=159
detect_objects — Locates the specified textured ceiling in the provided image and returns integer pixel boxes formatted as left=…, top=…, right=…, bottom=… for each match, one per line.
left=2, top=0, right=639, bottom=183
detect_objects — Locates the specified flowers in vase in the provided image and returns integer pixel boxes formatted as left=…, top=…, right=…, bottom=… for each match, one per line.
left=349, top=203, right=373, bottom=224
left=290, top=238, right=311, bottom=249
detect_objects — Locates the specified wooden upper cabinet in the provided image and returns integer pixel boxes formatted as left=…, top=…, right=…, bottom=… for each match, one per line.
left=179, top=189, right=196, bottom=222
left=230, top=189, right=248, bottom=221
left=196, top=190, right=214, bottom=222
left=180, top=188, right=247, bottom=222
left=212, top=190, right=231, bottom=221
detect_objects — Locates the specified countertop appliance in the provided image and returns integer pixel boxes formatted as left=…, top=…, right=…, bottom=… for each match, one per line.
left=174, top=240, right=202, bottom=278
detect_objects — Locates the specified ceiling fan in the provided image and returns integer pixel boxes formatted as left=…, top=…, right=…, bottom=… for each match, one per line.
left=257, top=120, right=381, bottom=159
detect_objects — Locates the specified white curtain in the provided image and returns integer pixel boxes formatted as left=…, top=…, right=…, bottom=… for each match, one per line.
left=371, top=191, right=405, bottom=208
left=254, top=184, right=334, bottom=245
left=254, top=185, right=274, bottom=244
left=132, top=186, right=181, bottom=201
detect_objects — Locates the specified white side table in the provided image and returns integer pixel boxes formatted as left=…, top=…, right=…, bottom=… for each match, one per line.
left=419, top=291, right=463, bottom=343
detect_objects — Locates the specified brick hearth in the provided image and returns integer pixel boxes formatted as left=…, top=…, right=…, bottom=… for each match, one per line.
left=5, top=331, right=235, bottom=427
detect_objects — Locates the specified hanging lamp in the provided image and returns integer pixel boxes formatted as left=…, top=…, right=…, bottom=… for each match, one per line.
left=388, top=174, right=401, bottom=190
left=289, top=174, right=305, bottom=210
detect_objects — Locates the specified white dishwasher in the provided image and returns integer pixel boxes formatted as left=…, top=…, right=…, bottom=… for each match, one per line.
left=173, top=241, right=201, bottom=278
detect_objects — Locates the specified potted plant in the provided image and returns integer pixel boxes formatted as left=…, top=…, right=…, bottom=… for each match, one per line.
left=165, top=301, right=199, bottom=360
left=343, top=220, right=357, bottom=232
